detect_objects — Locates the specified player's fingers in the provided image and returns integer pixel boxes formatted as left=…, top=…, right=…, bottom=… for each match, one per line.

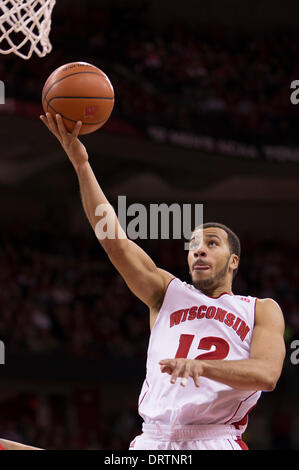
left=72, top=120, right=82, bottom=139
left=40, top=114, right=49, bottom=128
left=180, top=362, right=191, bottom=387
left=55, top=114, right=68, bottom=140
left=192, top=368, right=200, bottom=388
left=194, top=374, right=200, bottom=388
left=159, top=359, right=174, bottom=375
left=45, top=112, right=60, bottom=139
left=40, top=115, right=53, bottom=134
left=159, top=359, right=176, bottom=368
left=170, top=361, right=183, bottom=384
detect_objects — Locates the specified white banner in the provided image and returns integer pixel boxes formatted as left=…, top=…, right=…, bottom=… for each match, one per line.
left=147, top=126, right=299, bottom=163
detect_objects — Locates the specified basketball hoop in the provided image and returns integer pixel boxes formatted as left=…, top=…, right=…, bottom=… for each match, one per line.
left=0, top=0, right=56, bottom=60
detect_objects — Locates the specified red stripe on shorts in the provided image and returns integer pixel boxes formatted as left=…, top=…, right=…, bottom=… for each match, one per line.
left=235, top=437, right=249, bottom=450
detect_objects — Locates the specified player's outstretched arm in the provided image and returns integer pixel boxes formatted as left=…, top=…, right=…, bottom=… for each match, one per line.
left=160, top=298, right=286, bottom=391
left=0, top=438, right=43, bottom=450
left=40, top=113, right=173, bottom=311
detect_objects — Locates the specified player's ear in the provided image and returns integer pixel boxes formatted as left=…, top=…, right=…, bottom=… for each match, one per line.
left=229, top=254, right=239, bottom=271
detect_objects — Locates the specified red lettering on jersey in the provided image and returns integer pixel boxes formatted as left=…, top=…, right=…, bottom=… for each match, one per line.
left=169, top=305, right=251, bottom=342
left=170, top=309, right=184, bottom=327
left=236, top=321, right=250, bottom=341
left=188, top=306, right=197, bottom=321
left=181, top=309, right=189, bottom=322
left=214, top=308, right=227, bottom=322
left=175, top=334, right=194, bottom=358
left=205, top=306, right=216, bottom=319
left=224, top=313, right=235, bottom=327
left=240, top=297, right=250, bottom=303
left=232, top=317, right=242, bottom=331
left=197, top=305, right=207, bottom=319
left=195, top=336, right=230, bottom=360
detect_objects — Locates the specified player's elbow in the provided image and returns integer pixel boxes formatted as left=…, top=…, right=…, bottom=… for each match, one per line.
left=263, top=377, right=277, bottom=392
left=253, top=357, right=284, bottom=392
left=262, top=370, right=280, bottom=391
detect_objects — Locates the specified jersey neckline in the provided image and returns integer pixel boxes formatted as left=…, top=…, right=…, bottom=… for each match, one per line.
left=182, top=280, right=234, bottom=299
left=203, top=291, right=234, bottom=299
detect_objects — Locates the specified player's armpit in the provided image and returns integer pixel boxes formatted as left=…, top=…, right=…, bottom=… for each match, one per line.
left=249, top=298, right=286, bottom=390
left=107, top=239, right=174, bottom=310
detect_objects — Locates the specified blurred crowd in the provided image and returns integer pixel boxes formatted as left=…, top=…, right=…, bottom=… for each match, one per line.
left=1, top=1, right=299, bottom=145
left=1, top=228, right=299, bottom=360
left=0, top=388, right=140, bottom=450
left=0, top=225, right=298, bottom=449
left=0, top=229, right=147, bottom=360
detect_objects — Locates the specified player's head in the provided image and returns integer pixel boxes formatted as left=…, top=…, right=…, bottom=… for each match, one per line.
left=187, top=222, right=241, bottom=293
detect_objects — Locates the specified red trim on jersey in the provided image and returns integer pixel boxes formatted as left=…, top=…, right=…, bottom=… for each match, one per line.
left=254, top=297, right=259, bottom=326
left=224, top=391, right=257, bottom=425
left=157, top=277, right=176, bottom=313
left=138, top=380, right=149, bottom=411
left=235, top=437, right=249, bottom=450
left=129, top=440, right=136, bottom=448
left=0, top=442, right=5, bottom=450
left=165, top=277, right=176, bottom=291
left=232, top=403, right=257, bottom=430
left=129, top=436, right=139, bottom=448
left=204, top=291, right=233, bottom=299
left=227, top=439, right=234, bottom=450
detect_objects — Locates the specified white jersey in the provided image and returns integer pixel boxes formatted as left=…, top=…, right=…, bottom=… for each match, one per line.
left=138, top=278, right=261, bottom=433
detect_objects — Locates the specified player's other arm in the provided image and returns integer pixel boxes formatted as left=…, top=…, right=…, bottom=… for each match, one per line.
left=40, top=113, right=173, bottom=310
left=201, top=298, right=286, bottom=391
left=0, top=438, right=42, bottom=450
left=247, top=298, right=286, bottom=389
left=160, top=298, right=286, bottom=391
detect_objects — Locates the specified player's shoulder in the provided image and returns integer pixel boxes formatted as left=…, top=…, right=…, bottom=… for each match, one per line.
left=234, top=294, right=279, bottom=308
left=255, top=297, right=282, bottom=311
left=254, top=297, right=285, bottom=326
left=157, top=271, right=190, bottom=290
left=157, top=268, right=176, bottom=288
left=234, top=293, right=256, bottom=303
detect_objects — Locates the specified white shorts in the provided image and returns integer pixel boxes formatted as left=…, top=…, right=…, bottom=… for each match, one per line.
left=129, top=423, right=248, bottom=450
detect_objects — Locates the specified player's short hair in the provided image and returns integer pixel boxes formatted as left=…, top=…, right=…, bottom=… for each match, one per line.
left=194, top=222, right=241, bottom=279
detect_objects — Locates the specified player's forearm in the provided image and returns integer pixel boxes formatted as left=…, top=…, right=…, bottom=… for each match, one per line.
left=76, top=161, right=108, bottom=226
left=0, top=438, right=42, bottom=450
left=76, top=161, right=128, bottom=252
left=200, top=358, right=276, bottom=391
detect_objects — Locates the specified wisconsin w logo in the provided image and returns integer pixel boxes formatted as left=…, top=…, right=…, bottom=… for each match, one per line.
left=84, top=105, right=98, bottom=118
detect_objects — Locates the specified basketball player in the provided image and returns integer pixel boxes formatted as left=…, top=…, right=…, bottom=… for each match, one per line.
left=40, top=113, right=286, bottom=450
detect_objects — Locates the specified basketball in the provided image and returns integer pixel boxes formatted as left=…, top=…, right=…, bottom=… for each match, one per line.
left=41, top=61, right=114, bottom=135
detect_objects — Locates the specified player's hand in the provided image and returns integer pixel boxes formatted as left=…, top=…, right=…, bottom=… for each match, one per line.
left=40, top=113, right=88, bottom=171
left=159, top=358, right=203, bottom=388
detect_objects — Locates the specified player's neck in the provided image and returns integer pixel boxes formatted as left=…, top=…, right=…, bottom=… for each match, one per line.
left=199, top=284, right=233, bottom=298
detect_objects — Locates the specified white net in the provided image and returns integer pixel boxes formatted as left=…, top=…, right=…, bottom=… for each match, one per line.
left=0, top=0, right=56, bottom=60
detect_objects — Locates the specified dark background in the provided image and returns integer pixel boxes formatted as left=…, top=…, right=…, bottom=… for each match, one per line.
left=0, top=0, right=298, bottom=450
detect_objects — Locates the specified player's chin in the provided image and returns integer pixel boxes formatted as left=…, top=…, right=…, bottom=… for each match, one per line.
left=191, top=271, right=214, bottom=288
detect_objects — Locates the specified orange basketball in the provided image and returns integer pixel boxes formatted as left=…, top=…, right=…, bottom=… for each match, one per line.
left=42, top=61, right=114, bottom=135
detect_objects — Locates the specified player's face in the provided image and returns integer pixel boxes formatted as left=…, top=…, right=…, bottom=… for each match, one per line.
left=187, top=227, right=237, bottom=291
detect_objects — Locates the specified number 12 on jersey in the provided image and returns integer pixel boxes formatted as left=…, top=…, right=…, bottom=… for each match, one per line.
left=175, top=334, right=230, bottom=360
